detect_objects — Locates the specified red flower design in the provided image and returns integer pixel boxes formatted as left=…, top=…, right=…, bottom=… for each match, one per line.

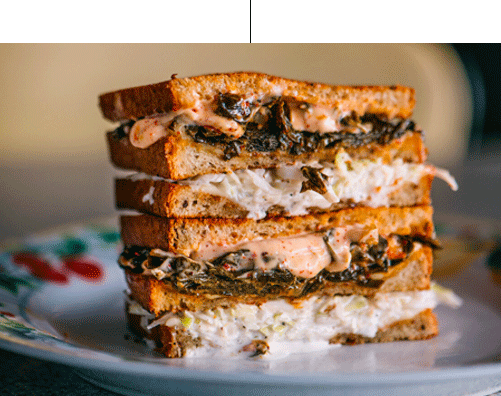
left=0, top=311, right=15, bottom=317
left=11, top=252, right=104, bottom=285
left=62, top=257, right=103, bottom=282
left=12, top=252, right=68, bottom=284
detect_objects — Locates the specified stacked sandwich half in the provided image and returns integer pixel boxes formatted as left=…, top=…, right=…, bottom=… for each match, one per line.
left=99, top=72, right=457, bottom=358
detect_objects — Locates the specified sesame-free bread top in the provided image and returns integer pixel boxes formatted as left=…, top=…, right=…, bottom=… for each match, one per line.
left=120, top=205, right=434, bottom=257
left=99, top=72, right=416, bottom=122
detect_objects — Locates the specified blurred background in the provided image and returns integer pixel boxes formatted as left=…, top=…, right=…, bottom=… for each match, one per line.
left=0, top=43, right=499, bottom=242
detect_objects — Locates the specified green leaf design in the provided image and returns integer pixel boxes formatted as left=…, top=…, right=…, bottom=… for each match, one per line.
left=98, top=230, right=121, bottom=244
left=54, top=237, right=87, bottom=257
left=6, top=246, right=40, bottom=256
left=0, top=316, right=71, bottom=347
left=0, top=316, right=41, bottom=339
left=0, top=273, right=36, bottom=295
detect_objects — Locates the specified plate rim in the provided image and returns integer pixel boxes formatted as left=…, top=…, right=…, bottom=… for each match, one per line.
left=1, top=214, right=501, bottom=387
left=2, top=327, right=501, bottom=387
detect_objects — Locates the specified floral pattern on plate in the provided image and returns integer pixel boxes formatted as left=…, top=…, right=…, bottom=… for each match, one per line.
left=1, top=214, right=501, bottom=396
left=0, top=218, right=123, bottom=354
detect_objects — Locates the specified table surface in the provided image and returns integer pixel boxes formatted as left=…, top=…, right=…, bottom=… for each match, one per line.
left=0, top=349, right=115, bottom=395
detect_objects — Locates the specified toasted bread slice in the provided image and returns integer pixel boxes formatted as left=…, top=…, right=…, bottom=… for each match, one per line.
left=116, top=178, right=251, bottom=218
left=125, top=243, right=432, bottom=315
left=120, top=206, right=434, bottom=257
left=107, top=130, right=427, bottom=180
left=329, top=309, right=438, bottom=345
left=99, top=72, right=415, bottom=122
left=102, top=72, right=423, bottom=180
left=115, top=173, right=433, bottom=219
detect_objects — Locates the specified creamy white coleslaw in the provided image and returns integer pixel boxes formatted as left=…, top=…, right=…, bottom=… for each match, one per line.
left=130, top=290, right=438, bottom=359
left=165, top=151, right=457, bottom=219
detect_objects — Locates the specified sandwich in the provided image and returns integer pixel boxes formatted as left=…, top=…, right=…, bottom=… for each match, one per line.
left=99, top=72, right=457, bottom=358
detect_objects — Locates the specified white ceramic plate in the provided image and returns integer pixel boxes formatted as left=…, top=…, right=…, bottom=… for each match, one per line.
left=1, top=216, right=501, bottom=396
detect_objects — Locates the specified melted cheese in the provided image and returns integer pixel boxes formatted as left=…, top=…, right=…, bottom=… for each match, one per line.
left=324, top=228, right=352, bottom=273
left=128, top=100, right=244, bottom=148
left=195, top=234, right=333, bottom=278
left=288, top=101, right=347, bottom=133
left=127, top=97, right=353, bottom=148
left=192, top=226, right=377, bottom=279
left=182, top=101, right=244, bottom=138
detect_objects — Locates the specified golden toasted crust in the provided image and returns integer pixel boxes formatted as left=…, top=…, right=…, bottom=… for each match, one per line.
left=107, top=131, right=427, bottom=180
left=120, top=206, right=434, bottom=256
left=125, top=301, right=200, bottom=358
left=125, top=245, right=432, bottom=316
left=151, top=325, right=199, bottom=358
left=115, top=174, right=433, bottom=219
left=329, top=309, right=438, bottom=344
left=115, top=178, right=248, bottom=218
left=126, top=308, right=438, bottom=358
left=99, top=72, right=416, bottom=122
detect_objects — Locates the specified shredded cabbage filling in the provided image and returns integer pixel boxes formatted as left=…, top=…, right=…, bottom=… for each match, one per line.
left=128, top=151, right=457, bottom=219
left=178, top=152, right=456, bottom=219
left=129, top=290, right=438, bottom=358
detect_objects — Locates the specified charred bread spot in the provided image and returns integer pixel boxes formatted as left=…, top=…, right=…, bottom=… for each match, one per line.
left=215, top=93, right=255, bottom=123
left=300, top=166, right=329, bottom=194
left=112, top=120, right=136, bottom=139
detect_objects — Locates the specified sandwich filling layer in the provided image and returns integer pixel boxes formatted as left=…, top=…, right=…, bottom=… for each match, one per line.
left=129, top=151, right=457, bottom=219
left=177, top=152, right=457, bottom=219
left=120, top=231, right=433, bottom=297
left=114, top=95, right=420, bottom=159
left=129, top=290, right=437, bottom=358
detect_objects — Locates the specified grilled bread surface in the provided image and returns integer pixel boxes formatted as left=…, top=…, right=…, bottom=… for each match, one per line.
left=99, top=72, right=416, bottom=122
left=115, top=173, right=433, bottom=219
left=120, top=206, right=434, bottom=256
